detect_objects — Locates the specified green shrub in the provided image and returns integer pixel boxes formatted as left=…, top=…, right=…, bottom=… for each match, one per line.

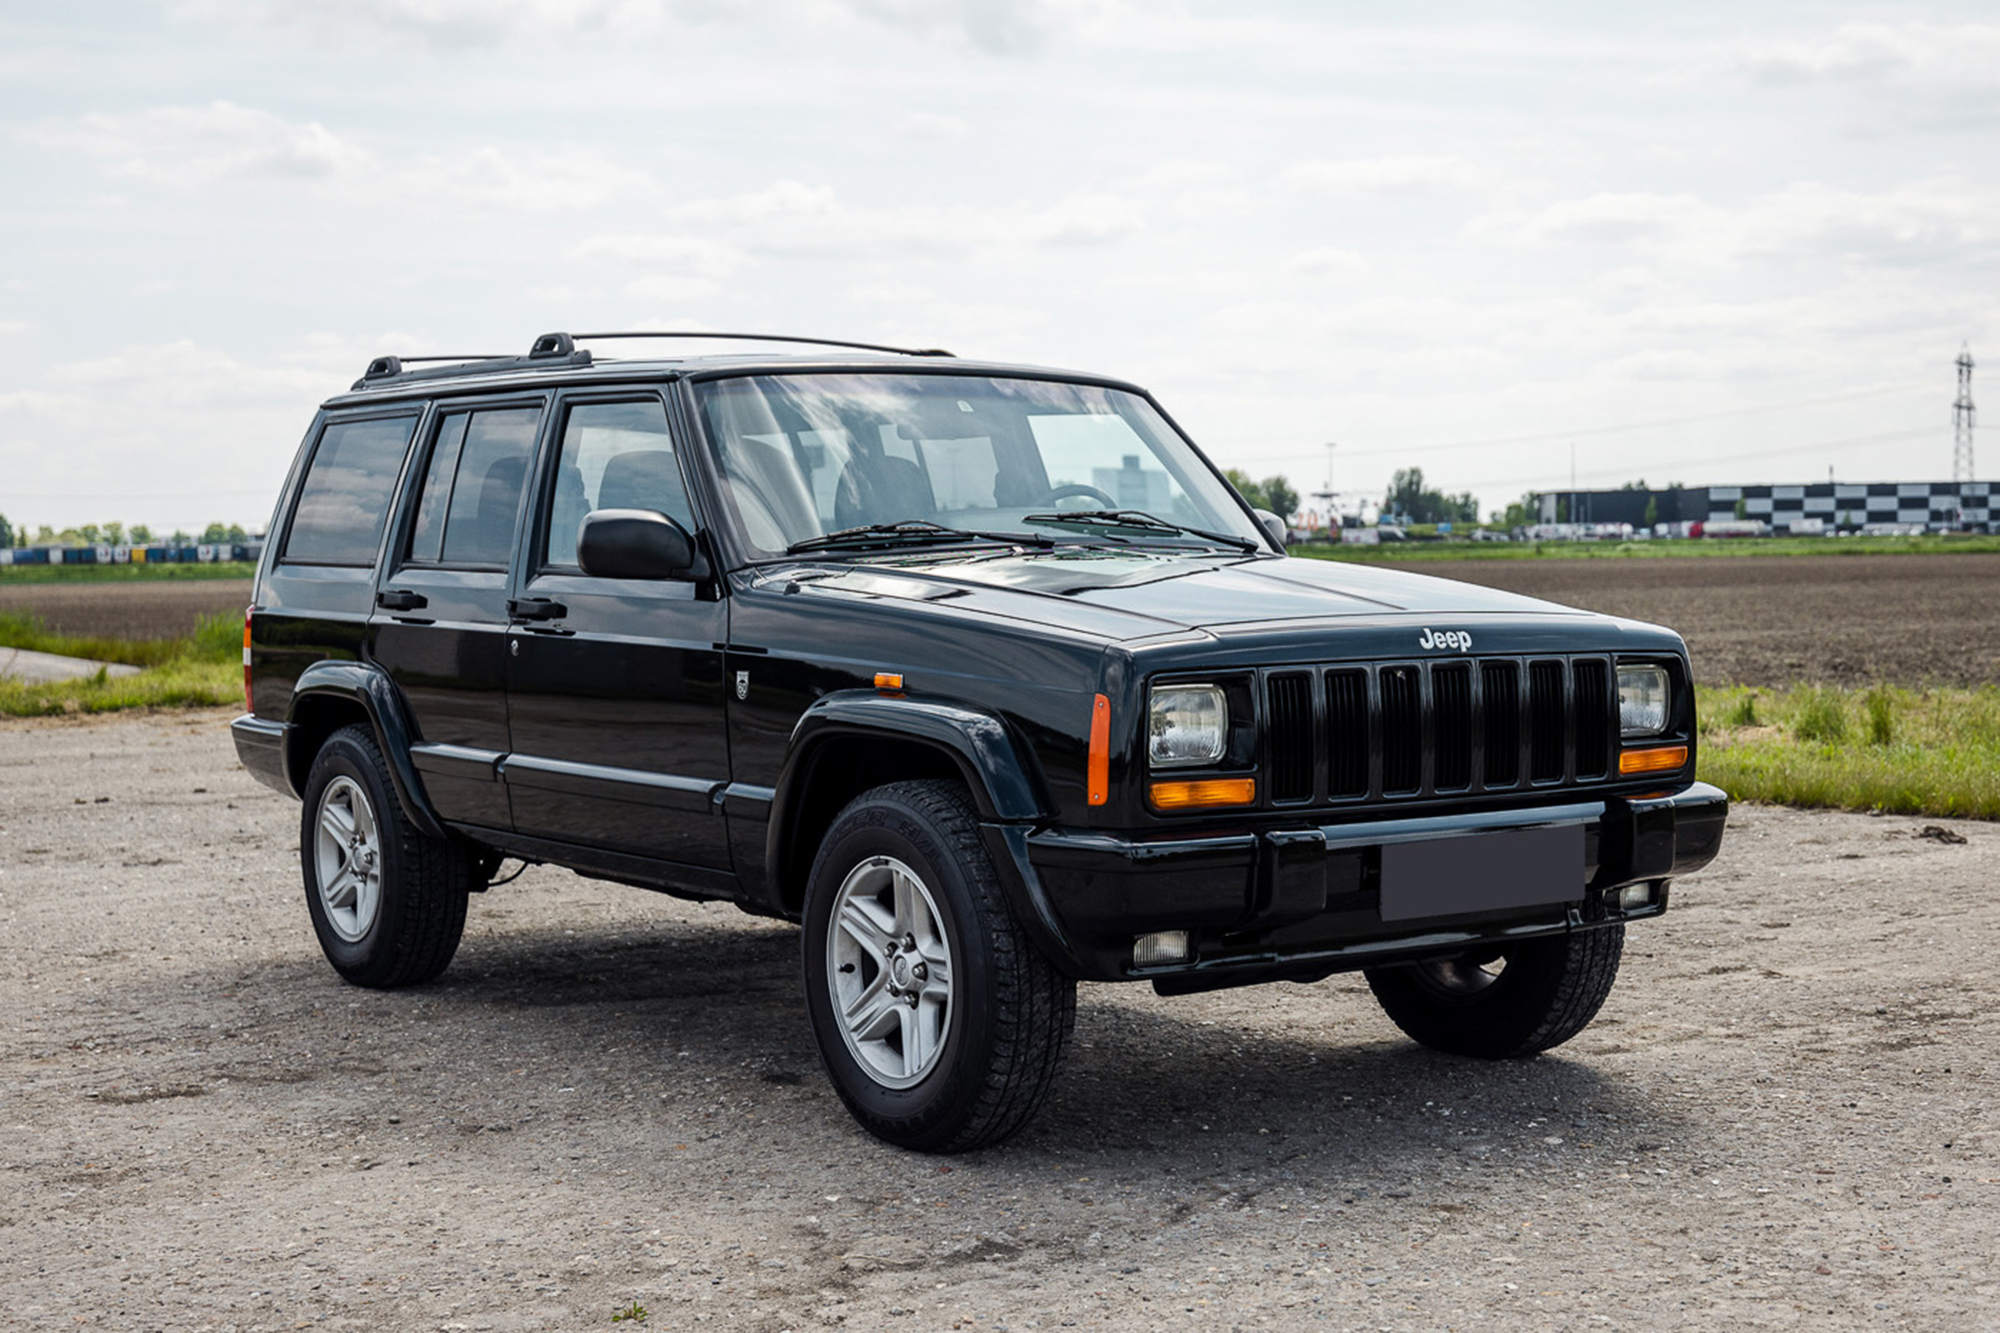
left=1724, top=691, right=1760, bottom=728
left=1865, top=687, right=1894, bottom=747
left=1790, top=687, right=1848, bottom=743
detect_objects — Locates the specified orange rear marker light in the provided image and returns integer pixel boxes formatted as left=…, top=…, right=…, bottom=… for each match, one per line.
left=1087, top=694, right=1111, bottom=805
left=1149, top=778, right=1256, bottom=810
left=1619, top=744, right=1688, bottom=776
left=242, top=609, right=254, bottom=713
left=874, top=672, right=904, bottom=691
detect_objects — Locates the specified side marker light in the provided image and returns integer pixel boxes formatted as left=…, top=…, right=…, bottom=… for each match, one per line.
left=1087, top=694, right=1110, bottom=806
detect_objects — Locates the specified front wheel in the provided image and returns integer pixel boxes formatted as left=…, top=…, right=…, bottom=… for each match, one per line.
left=802, top=780, right=1075, bottom=1152
left=1364, top=925, right=1625, bottom=1059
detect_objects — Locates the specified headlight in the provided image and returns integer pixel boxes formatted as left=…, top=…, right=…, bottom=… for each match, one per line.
left=1149, top=684, right=1227, bottom=767
left=1617, top=665, right=1671, bottom=738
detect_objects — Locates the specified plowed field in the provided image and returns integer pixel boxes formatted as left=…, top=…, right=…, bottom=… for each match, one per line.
left=1379, top=552, right=1999, bottom=687
left=5, top=552, right=1997, bottom=687
left=0, top=578, right=252, bottom=639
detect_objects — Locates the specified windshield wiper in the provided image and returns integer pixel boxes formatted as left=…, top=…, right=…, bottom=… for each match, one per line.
left=787, top=520, right=1052, bottom=555
left=1020, top=509, right=1259, bottom=553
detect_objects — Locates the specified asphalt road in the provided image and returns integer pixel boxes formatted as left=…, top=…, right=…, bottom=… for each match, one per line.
left=3, top=710, right=1995, bottom=1331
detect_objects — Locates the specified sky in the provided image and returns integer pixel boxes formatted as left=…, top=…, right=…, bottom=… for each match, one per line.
left=1, top=0, right=1995, bottom=535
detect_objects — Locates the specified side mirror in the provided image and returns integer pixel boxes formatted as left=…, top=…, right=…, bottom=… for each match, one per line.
left=576, top=508, right=709, bottom=581
left=1254, top=509, right=1287, bottom=552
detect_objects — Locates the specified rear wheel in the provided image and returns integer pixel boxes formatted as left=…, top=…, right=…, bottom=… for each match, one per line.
left=1364, top=925, right=1624, bottom=1059
left=802, top=780, right=1075, bottom=1152
left=299, top=724, right=474, bottom=988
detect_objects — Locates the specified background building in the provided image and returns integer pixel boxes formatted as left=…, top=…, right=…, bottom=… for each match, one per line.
left=1535, top=481, right=1993, bottom=532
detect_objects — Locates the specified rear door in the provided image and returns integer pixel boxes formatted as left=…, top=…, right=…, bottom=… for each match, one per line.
left=502, top=390, right=734, bottom=870
left=370, top=396, right=546, bottom=830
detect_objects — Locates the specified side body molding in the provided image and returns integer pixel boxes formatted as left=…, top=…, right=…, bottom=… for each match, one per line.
left=284, top=659, right=446, bottom=841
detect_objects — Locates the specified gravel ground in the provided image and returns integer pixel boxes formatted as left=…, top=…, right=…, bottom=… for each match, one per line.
left=3, top=710, right=1996, bottom=1332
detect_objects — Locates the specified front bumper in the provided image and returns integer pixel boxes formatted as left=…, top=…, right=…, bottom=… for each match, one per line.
left=986, top=782, right=1727, bottom=985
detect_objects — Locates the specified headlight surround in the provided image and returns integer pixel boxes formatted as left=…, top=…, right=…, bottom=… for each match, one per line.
left=1617, top=664, right=1672, bottom=738
left=1148, top=683, right=1228, bottom=768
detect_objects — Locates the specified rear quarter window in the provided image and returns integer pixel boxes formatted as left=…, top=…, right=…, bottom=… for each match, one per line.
left=284, top=414, right=420, bottom=565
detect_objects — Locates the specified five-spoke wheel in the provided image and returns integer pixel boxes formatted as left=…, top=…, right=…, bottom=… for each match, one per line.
left=802, top=780, right=1075, bottom=1152
left=299, top=724, right=474, bottom=988
left=826, top=855, right=955, bottom=1088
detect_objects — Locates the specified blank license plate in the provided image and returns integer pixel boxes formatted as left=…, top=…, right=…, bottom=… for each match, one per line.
left=1378, top=824, right=1585, bottom=922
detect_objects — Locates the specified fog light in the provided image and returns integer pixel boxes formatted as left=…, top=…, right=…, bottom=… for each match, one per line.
left=1134, top=930, right=1190, bottom=967
left=1617, top=884, right=1652, bottom=911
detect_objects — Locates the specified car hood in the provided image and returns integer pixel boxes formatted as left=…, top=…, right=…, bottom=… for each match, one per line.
left=776, top=548, right=1588, bottom=641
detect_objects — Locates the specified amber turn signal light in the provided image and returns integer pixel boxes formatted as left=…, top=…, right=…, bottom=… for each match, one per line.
left=1087, top=694, right=1110, bottom=806
left=1619, top=744, right=1688, bottom=776
left=874, top=672, right=903, bottom=691
left=1149, top=778, right=1256, bottom=810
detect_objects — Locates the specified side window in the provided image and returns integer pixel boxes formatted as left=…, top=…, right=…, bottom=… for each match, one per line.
left=543, top=400, right=694, bottom=570
left=284, top=415, right=420, bottom=565
left=403, top=407, right=542, bottom=568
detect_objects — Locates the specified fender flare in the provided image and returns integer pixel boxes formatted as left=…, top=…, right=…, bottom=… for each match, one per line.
left=765, top=692, right=1078, bottom=961
left=284, top=660, right=446, bottom=841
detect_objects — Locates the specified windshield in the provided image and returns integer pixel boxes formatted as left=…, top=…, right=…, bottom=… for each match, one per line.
left=695, top=373, right=1266, bottom=558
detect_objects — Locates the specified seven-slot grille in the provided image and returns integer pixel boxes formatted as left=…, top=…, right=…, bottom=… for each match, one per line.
left=1262, top=656, right=1615, bottom=806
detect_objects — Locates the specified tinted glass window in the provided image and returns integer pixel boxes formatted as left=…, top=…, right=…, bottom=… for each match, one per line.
left=544, top=400, right=693, bottom=569
left=442, top=409, right=540, bottom=566
left=285, top=415, right=419, bottom=565
left=401, top=407, right=541, bottom=568
left=405, top=413, right=469, bottom=564
left=697, top=375, right=1261, bottom=558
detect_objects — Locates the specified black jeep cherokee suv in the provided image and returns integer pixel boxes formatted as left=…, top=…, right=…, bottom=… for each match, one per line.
left=232, top=331, right=1726, bottom=1152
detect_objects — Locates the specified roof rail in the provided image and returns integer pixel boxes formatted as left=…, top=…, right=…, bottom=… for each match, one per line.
left=560, top=330, right=954, bottom=358
left=354, top=346, right=592, bottom=391
left=354, top=329, right=949, bottom=391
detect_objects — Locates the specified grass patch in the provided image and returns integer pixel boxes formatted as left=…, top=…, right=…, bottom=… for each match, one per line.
left=1289, top=533, right=2000, bottom=564
left=0, top=561, right=256, bottom=584
left=1698, top=683, right=2000, bottom=819
left=0, top=609, right=241, bottom=717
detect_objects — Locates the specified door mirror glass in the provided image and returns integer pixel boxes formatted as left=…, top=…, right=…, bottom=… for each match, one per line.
left=576, top=508, right=707, bottom=581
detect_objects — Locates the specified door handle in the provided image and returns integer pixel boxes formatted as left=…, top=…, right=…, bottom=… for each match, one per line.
left=376, top=589, right=428, bottom=611
left=507, top=597, right=568, bottom=622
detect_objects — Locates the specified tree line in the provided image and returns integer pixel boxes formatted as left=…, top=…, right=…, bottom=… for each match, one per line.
left=0, top=515, right=250, bottom=549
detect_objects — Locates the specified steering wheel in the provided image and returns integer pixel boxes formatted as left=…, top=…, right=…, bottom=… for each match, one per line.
left=1037, top=483, right=1116, bottom=509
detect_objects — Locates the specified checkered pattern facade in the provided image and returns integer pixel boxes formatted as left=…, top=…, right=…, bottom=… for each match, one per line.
left=1706, top=481, right=1993, bottom=529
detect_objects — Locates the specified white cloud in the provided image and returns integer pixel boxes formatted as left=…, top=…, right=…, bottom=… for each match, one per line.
left=22, top=103, right=655, bottom=211
left=171, top=0, right=1108, bottom=54
left=0, top=320, right=32, bottom=337
left=23, top=102, right=369, bottom=187
left=1282, top=155, right=1494, bottom=196
left=1722, top=22, right=2000, bottom=91
left=571, top=181, right=1146, bottom=278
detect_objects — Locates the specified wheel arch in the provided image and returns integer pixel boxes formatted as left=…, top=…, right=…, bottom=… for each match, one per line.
left=765, top=692, right=1051, bottom=919
left=284, top=660, right=446, bottom=841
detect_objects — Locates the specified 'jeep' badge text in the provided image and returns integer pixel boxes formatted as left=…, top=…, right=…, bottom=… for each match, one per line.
left=1418, top=628, right=1472, bottom=652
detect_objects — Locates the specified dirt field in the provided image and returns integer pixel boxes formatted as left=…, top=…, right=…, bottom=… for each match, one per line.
left=0, top=579, right=253, bottom=640
left=1377, top=552, right=2000, bottom=688
left=3, top=710, right=1995, bottom=1331
left=6, top=551, right=1997, bottom=687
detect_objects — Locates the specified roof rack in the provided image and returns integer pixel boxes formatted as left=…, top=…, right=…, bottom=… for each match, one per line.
left=550, top=331, right=954, bottom=358
left=355, top=329, right=950, bottom=391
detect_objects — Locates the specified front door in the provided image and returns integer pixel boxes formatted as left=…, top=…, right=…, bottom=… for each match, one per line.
left=370, top=398, right=544, bottom=830
left=503, top=393, right=734, bottom=871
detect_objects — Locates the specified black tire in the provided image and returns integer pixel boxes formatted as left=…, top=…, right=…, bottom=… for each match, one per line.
left=299, top=724, right=473, bottom=988
left=1364, top=925, right=1625, bottom=1059
left=801, top=780, right=1075, bottom=1152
